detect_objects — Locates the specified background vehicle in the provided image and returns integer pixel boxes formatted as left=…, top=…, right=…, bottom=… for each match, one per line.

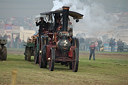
left=34, top=6, right=83, bottom=72
left=24, top=35, right=37, bottom=61
left=0, top=38, right=7, bottom=60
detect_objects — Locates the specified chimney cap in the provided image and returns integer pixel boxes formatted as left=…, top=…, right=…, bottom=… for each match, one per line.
left=62, top=6, right=70, bottom=10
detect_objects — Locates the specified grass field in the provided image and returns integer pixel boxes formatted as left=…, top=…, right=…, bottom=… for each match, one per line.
left=0, top=49, right=128, bottom=85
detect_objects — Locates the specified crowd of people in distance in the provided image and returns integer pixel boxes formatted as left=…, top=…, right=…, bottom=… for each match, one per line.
left=79, top=37, right=127, bottom=52
left=109, top=38, right=125, bottom=52
left=0, top=34, right=25, bottom=48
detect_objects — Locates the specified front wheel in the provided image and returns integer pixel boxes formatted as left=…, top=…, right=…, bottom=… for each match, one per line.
left=49, top=48, right=55, bottom=71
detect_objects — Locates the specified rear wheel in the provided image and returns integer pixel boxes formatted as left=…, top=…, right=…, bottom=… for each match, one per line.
left=72, top=48, right=79, bottom=72
left=49, top=48, right=55, bottom=71
left=72, top=38, right=79, bottom=55
left=71, top=38, right=79, bottom=72
left=72, top=38, right=79, bottom=48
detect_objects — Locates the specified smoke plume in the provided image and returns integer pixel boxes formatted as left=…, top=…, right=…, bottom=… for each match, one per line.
left=51, top=0, right=118, bottom=38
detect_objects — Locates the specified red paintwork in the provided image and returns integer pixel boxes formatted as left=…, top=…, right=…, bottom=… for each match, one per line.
left=46, top=44, right=56, bottom=61
left=46, top=43, right=76, bottom=62
left=46, top=44, right=51, bottom=60
left=54, top=46, right=76, bottom=62
left=68, top=46, right=76, bottom=58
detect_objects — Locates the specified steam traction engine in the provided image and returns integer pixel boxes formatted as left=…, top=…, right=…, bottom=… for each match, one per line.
left=34, top=6, right=83, bottom=72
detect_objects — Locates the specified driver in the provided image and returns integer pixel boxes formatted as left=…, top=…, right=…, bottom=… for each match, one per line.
left=36, top=17, right=47, bottom=36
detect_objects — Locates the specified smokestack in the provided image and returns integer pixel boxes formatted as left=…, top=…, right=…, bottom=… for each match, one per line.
left=62, top=6, right=69, bottom=31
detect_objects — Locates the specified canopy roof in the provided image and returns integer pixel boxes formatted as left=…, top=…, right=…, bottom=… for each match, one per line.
left=40, top=10, right=83, bottom=19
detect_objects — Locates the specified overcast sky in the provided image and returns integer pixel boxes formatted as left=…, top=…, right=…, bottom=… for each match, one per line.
left=0, top=0, right=128, bottom=18
left=94, top=0, right=128, bottom=12
left=0, top=0, right=53, bottom=17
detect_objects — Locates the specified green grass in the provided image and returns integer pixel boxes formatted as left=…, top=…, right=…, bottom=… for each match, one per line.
left=0, top=52, right=128, bottom=85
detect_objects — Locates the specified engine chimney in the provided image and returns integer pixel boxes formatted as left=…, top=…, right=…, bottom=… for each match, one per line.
left=62, top=6, right=69, bottom=31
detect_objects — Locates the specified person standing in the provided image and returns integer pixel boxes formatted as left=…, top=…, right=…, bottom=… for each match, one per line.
left=120, top=41, right=124, bottom=52
left=97, top=39, right=102, bottom=51
left=36, top=17, right=47, bottom=50
left=36, top=17, right=47, bottom=37
left=85, top=39, right=90, bottom=51
left=117, top=39, right=122, bottom=52
left=89, top=42, right=95, bottom=60
left=109, top=38, right=116, bottom=52
left=95, top=41, right=98, bottom=51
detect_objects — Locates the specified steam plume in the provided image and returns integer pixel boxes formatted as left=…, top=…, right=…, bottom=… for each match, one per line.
left=51, top=0, right=118, bottom=38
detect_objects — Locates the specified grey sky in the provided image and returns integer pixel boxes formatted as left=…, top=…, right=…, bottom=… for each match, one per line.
left=95, top=0, right=128, bottom=12
left=0, top=0, right=53, bottom=17
left=0, top=0, right=128, bottom=18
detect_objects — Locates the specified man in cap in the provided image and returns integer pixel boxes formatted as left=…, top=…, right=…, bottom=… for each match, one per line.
left=36, top=17, right=47, bottom=37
